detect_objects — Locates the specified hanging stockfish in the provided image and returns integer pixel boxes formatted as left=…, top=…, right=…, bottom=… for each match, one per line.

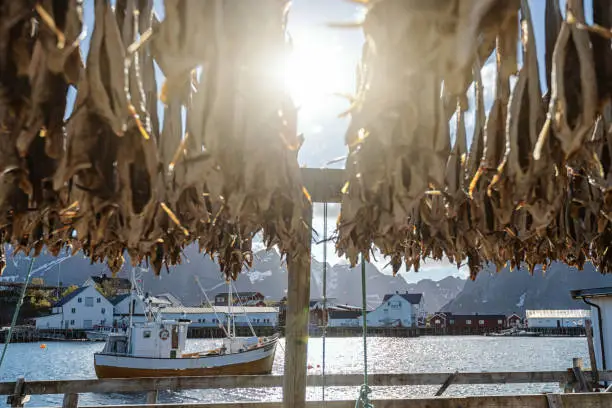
left=339, top=0, right=612, bottom=278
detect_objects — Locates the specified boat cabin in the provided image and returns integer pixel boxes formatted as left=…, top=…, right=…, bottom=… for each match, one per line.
left=103, top=319, right=190, bottom=359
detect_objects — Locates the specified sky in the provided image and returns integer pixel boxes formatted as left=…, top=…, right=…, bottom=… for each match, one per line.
left=71, top=1, right=590, bottom=283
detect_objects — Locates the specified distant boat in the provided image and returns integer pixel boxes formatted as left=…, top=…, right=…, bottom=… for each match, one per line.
left=486, top=328, right=541, bottom=337
left=93, top=275, right=278, bottom=378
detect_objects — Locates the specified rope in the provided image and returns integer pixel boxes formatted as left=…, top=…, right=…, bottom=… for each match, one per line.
left=355, top=254, right=374, bottom=408
left=321, top=202, right=328, bottom=401
left=0, top=257, right=35, bottom=373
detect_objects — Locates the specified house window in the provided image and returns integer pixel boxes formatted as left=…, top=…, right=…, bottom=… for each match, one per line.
left=101, top=308, right=106, bottom=314
left=143, top=330, right=151, bottom=338
left=202, top=318, right=206, bottom=322
left=85, top=297, right=94, bottom=307
left=71, top=308, right=76, bottom=314
left=479, top=320, right=485, bottom=325
left=449, top=319, right=455, bottom=325
left=434, top=319, right=441, bottom=324
left=497, top=320, right=503, bottom=324
left=70, top=320, right=75, bottom=325
left=78, top=298, right=82, bottom=303
left=466, top=320, right=472, bottom=325
left=97, top=298, right=101, bottom=303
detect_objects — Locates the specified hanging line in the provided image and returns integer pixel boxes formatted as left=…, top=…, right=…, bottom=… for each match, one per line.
left=0, top=256, right=36, bottom=373
left=321, top=202, right=328, bottom=401
left=356, top=253, right=374, bottom=408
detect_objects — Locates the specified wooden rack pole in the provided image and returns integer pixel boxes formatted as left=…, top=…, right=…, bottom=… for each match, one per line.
left=585, top=320, right=599, bottom=387
left=282, top=203, right=312, bottom=408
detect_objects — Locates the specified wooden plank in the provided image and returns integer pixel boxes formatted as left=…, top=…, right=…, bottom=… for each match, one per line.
left=300, top=168, right=345, bottom=203
left=546, top=393, right=565, bottom=408
left=585, top=320, right=600, bottom=386
left=283, top=203, right=312, bottom=408
left=4, top=371, right=612, bottom=395
left=434, top=370, right=457, bottom=396
left=145, top=390, right=158, bottom=405
left=62, top=393, right=79, bottom=408
left=75, top=393, right=612, bottom=408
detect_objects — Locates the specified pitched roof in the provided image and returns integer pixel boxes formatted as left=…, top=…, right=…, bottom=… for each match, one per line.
left=53, top=286, right=89, bottom=307
left=108, top=293, right=131, bottom=305
left=155, top=292, right=182, bottom=306
left=571, top=287, right=612, bottom=299
left=90, top=275, right=131, bottom=289
left=162, top=306, right=278, bottom=314
left=526, top=309, right=591, bottom=319
left=329, top=310, right=361, bottom=319
left=215, top=292, right=261, bottom=297
left=382, top=293, right=423, bottom=304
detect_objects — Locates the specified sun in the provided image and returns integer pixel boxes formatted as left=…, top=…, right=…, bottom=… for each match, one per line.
left=284, top=31, right=350, bottom=110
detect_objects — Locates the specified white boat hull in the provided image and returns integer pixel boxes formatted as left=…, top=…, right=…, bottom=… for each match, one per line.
left=94, top=339, right=277, bottom=378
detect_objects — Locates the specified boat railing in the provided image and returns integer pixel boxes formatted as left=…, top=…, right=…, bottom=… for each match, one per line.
left=2, top=360, right=612, bottom=408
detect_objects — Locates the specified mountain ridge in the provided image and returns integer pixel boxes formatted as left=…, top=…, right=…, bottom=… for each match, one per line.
left=1, top=245, right=464, bottom=313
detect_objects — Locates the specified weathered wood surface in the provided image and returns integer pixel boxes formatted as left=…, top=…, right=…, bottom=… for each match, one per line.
left=283, top=203, right=313, bottom=408
left=572, top=358, right=590, bottom=392
left=145, top=390, right=158, bottom=405
left=300, top=168, right=345, bottom=203
left=585, top=320, right=599, bottom=385
left=74, top=393, right=612, bottom=408
left=434, top=370, right=457, bottom=396
left=3, top=372, right=612, bottom=395
left=62, top=393, right=78, bottom=408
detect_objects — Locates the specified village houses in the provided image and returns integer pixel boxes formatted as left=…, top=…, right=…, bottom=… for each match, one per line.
left=35, top=285, right=113, bottom=330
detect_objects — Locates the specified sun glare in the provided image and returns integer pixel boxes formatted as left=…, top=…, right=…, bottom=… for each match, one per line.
left=285, top=33, right=350, bottom=110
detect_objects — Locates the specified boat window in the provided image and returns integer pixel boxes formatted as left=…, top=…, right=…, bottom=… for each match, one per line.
left=143, top=330, right=151, bottom=338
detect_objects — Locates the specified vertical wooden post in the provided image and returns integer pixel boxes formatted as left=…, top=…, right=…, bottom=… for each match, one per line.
left=282, top=203, right=312, bottom=408
left=62, top=393, right=79, bottom=408
left=585, top=319, right=600, bottom=387
left=146, top=390, right=158, bottom=405
left=9, top=377, right=27, bottom=407
left=572, top=357, right=590, bottom=392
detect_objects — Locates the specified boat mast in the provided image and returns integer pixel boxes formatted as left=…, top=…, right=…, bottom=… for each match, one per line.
left=227, top=280, right=233, bottom=338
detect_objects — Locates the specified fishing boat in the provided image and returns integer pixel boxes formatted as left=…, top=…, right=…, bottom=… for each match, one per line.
left=94, top=277, right=278, bottom=378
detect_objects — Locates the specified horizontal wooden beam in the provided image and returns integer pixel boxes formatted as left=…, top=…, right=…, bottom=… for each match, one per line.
left=300, top=168, right=345, bottom=203
left=75, top=393, right=612, bottom=408
left=2, top=371, right=611, bottom=395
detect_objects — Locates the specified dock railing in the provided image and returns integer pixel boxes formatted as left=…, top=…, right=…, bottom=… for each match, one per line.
left=2, top=363, right=612, bottom=408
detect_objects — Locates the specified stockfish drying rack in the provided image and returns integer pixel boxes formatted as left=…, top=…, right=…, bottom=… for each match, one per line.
left=2, top=0, right=612, bottom=407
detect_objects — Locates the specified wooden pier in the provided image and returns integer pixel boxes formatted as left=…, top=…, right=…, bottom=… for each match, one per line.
left=2, top=366, right=612, bottom=408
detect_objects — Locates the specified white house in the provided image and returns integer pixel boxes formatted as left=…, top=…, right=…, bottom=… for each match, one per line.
left=328, top=310, right=361, bottom=327
left=361, top=292, right=425, bottom=328
left=572, top=287, right=612, bottom=375
left=35, top=285, right=113, bottom=330
left=160, top=306, right=279, bottom=327
left=525, top=309, right=591, bottom=328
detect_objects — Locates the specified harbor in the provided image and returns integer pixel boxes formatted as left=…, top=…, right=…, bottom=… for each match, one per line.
left=2, top=0, right=612, bottom=407
left=0, top=336, right=607, bottom=406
